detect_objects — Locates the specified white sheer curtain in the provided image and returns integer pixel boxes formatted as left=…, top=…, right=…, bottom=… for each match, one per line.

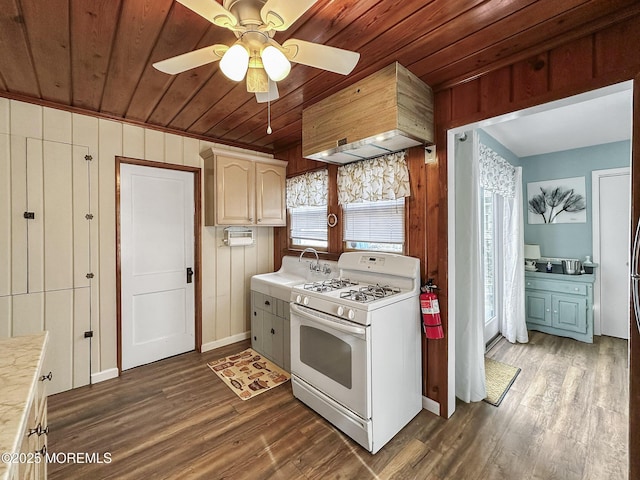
left=479, top=144, right=528, bottom=345
left=455, top=132, right=486, bottom=402
left=501, top=167, right=528, bottom=343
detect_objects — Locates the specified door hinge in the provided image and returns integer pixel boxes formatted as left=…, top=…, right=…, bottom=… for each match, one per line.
left=84, top=331, right=93, bottom=338
left=85, top=213, right=94, bottom=220
left=86, top=273, right=94, bottom=279
left=85, top=155, right=93, bottom=161
left=23, top=212, right=35, bottom=219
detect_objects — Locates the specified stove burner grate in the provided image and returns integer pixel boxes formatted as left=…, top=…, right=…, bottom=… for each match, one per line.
left=339, top=284, right=401, bottom=303
left=303, top=278, right=358, bottom=293
left=360, top=284, right=401, bottom=298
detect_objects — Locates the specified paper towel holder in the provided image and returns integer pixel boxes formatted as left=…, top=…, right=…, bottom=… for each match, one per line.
left=223, top=227, right=254, bottom=247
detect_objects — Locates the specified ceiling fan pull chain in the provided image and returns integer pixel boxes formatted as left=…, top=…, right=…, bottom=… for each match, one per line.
left=267, top=79, right=272, bottom=134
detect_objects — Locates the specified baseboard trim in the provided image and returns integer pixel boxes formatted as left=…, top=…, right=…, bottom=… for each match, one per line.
left=422, top=395, right=440, bottom=416
left=91, top=367, right=119, bottom=384
left=201, top=332, right=250, bottom=353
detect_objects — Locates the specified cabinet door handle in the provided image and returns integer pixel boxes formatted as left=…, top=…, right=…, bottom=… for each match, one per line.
left=35, top=445, right=47, bottom=457
left=264, top=300, right=270, bottom=306
left=271, top=328, right=275, bottom=334
left=40, top=371, right=52, bottom=382
left=28, top=423, right=42, bottom=437
left=30, top=424, right=49, bottom=436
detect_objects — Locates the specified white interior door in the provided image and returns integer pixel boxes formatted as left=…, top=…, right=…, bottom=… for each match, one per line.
left=596, top=170, right=630, bottom=339
left=120, top=164, right=195, bottom=370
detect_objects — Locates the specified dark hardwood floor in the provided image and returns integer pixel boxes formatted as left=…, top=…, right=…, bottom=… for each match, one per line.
left=48, top=331, right=628, bottom=479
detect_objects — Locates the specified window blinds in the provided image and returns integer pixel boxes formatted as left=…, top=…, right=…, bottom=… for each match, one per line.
left=343, top=198, right=404, bottom=244
left=289, top=206, right=328, bottom=241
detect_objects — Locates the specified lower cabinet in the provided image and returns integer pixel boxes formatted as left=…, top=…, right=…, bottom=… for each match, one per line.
left=2, top=333, right=49, bottom=480
left=525, top=274, right=594, bottom=343
left=251, top=291, right=290, bottom=371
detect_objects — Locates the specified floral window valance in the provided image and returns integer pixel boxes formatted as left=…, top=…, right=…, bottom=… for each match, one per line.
left=479, top=144, right=516, bottom=198
left=337, top=151, right=410, bottom=205
left=286, top=169, right=328, bottom=208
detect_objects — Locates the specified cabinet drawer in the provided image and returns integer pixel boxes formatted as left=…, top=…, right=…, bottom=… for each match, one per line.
left=525, top=278, right=587, bottom=296
left=252, top=291, right=274, bottom=313
left=276, top=298, right=291, bottom=319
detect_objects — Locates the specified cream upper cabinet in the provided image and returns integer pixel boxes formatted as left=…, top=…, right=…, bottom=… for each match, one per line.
left=201, top=149, right=287, bottom=227
left=255, top=162, right=286, bottom=226
left=216, top=155, right=255, bottom=225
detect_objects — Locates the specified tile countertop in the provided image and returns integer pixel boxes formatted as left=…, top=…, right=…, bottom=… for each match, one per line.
left=0, top=332, right=48, bottom=480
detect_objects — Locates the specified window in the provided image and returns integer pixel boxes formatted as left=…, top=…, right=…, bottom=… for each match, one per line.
left=286, top=169, right=328, bottom=249
left=343, top=198, right=404, bottom=253
left=289, top=205, right=328, bottom=249
left=482, top=190, right=497, bottom=323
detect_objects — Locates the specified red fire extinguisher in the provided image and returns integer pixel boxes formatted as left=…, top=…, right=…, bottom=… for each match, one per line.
left=420, top=280, right=444, bottom=339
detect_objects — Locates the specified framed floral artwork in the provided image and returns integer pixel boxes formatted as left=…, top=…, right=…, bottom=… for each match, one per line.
left=527, top=176, right=587, bottom=224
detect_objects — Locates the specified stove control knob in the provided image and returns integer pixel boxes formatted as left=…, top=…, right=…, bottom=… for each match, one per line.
left=295, top=295, right=302, bottom=304
left=347, top=309, right=355, bottom=320
left=303, top=296, right=309, bottom=306
left=337, top=306, right=345, bottom=316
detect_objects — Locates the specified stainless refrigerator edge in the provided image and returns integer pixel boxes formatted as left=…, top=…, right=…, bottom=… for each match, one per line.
left=633, top=219, right=640, bottom=334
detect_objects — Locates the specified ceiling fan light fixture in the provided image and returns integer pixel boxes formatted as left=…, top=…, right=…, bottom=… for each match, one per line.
left=246, top=57, right=269, bottom=93
left=219, top=43, right=249, bottom=81
left=261, top=45, right=291, bottom=81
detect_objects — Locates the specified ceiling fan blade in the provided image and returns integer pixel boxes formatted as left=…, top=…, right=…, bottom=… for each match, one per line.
left=260, top=0, right=317, bottom=31
left=177, top=0, right=237, bottom=28
left=282, top=39, right=359, bottom=75
left=255, top=82, right=279, bottom=103
left=153, top=44, right=228, bottom=75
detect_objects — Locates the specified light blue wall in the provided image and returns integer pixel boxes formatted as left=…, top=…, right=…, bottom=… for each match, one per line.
left=477, top=131, right=631, bottom=261
left=478, top=130, right=519, bottom=165
left=517, top=141, right=631, bottom=260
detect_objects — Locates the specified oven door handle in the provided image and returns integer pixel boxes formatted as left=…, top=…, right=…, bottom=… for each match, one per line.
left=290, top=303, right=367, bottom=339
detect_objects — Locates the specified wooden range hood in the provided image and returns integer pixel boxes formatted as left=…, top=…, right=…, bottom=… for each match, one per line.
left=302, top=62, right=434, bottom=164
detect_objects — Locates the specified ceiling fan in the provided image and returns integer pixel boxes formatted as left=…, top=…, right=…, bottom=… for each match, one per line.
left=153, top=0, right=360, bottom=103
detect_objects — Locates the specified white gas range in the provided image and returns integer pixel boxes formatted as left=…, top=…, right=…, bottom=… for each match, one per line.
left=289, top=252, right=422, bottom=454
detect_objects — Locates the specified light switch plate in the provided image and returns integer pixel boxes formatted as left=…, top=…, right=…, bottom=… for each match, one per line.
left=424, top=145, right=436, bottom=164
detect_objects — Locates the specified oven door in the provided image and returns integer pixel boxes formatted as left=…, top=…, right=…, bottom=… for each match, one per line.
left=290, top=303, right=371, bottom=419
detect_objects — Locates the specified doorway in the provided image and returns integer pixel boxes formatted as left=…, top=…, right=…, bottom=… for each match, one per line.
left=482, top=189, right=502, bottom=347
left=117, top=158, right=202, bottom=371
left=447, top=81, right=633, bottom=418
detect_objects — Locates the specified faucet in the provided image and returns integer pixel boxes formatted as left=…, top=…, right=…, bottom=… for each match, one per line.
left=299, top=248, right=320, bottom=271
left=299, top=248, right=332, bottom=274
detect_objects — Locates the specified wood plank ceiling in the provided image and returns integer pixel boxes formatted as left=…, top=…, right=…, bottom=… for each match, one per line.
left=1, top=0, right=638, bottom=153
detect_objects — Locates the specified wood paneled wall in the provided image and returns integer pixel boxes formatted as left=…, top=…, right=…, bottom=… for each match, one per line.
left=275, top=16, right=640, bottom=465
left=0, top=98, right=276, bottom=388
